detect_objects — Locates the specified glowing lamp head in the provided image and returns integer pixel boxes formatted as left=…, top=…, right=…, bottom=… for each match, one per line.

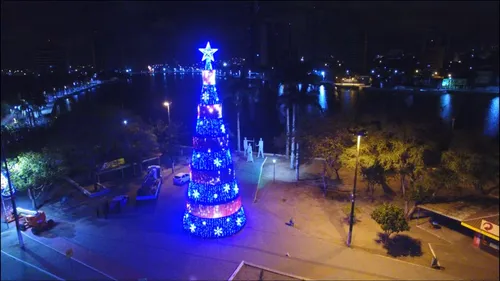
left=163, top=101, right=170, bottom=107
left=223, top=62, right=227, bottom=67
left=273, top=159, right=276, bottom=164
left=123, top=120, right=128, bottom=125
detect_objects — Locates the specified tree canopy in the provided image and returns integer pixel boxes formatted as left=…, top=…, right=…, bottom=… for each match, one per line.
left=371, top=203, right=410, bottom=239
left=47, top=105, right=159, bottom=175
left=6, top=150, right=67, bottom=192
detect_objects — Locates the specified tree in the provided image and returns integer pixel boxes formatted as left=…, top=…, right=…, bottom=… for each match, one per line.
left=422, top=167, right=460, bottom=199
left=48, top=105, right=159, bottom=178
left=7, top=150, right=67, bottom=209
left=442, top=133, right=499, bottom=196
left=226, top=78, right=253, bottom=152
left=120, top=118, right=159, bottom=164
left=361, top=162, right=385, bottom=201
left=371, top=203, right=410, bottom=242
left=306, top=118, right=353, bottom=181
left=182, top=42, right=246, bottom=238
left=276, top=62, right=324, bottom=172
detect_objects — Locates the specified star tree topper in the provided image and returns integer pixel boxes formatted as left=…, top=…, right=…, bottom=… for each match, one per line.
left=199, top=42, right=218, bottom=69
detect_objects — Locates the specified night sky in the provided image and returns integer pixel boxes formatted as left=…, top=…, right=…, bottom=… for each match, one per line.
left=1, top=1, right=498, bottom=69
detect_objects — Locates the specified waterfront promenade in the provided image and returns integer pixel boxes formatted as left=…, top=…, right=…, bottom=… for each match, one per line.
left=1, top=81, right=104, bottom=128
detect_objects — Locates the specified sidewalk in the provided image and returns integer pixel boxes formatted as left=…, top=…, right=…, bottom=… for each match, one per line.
left=1, top=230, right=112, bottom=280
left=0, top=155, right=479, bottom=281
left=255, top=157, right=499, bottom=281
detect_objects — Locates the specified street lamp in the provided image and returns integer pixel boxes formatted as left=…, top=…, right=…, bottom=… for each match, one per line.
left=346, top=130, right=367, bottom=247
left=273, top=159, right=277, bottom=183
left=1, top=142, right=24, bottom=249
left=123, top=119, right=128, bottom=125
left=163, top=101, right=171, bottom=123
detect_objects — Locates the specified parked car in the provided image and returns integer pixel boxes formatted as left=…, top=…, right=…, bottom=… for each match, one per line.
left=173, top=173, right=190, bottom=185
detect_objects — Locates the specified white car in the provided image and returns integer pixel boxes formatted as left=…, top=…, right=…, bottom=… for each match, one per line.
left=173, top=173, right=190, bottom=185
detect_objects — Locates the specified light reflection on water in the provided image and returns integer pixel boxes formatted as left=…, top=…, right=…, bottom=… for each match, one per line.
left=439, top=93, right=452, bottom=122
left=318, top=85, right=327, bottom=110
left=65, top=98, right=71, bottom=112
left=484, top=97, right=499, bottom=136
left=342, top=89, right=356, bottom=112
left=56, top=75, right=498, bottom=139
left=278, top=84, right=284, bottom=96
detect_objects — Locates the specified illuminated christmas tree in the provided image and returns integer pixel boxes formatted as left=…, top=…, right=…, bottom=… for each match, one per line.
left=182, top=42, right=246, bottom=238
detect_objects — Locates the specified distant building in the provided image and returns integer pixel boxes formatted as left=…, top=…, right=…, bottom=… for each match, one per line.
left=34, top=40, right=68, bottom=72
left=421, top=37, right=446, bottom=71
left=248, top=2, right=319, bottom=69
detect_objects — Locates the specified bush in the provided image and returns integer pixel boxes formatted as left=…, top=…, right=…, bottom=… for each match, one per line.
left=371, top=203, right=410, bottom=240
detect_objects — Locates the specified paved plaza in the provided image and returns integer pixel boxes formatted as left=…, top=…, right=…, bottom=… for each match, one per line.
left=1, top=154, right=496, bottom=280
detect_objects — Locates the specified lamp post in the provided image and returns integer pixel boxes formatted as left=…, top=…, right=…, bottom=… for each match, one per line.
left=346, top=130, right=366, bottom=247
left=273, top=159, right=276, bottom=183
left=1, top=142, right=24, bottom=249
left=163, top=101, right=171, bottom=124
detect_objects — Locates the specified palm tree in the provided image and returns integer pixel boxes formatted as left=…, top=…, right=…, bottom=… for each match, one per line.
left=276, top=62, right=325, bottom=176
left=226, top=78, right=258, bottom=152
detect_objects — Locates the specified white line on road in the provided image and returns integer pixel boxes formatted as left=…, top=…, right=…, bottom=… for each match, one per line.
left=1, top=250, right=65, bottom=281
left=417, top=224, right=453, bottom=244
left=22, top=233, right=117, bottom=281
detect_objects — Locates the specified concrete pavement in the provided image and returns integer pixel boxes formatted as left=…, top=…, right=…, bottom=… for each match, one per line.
left=1, top=229, right=112, bottom=280
left=1, top=155, right=463, bottom=280
left=256, top=156, right=499, bottom=281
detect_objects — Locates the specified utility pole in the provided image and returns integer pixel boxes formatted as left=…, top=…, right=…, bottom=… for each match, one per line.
left=346, top=130, right=367, bottom=247
left=1, top=142, right=25, bottom=249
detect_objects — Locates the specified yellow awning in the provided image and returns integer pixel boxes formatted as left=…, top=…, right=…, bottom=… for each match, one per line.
left=461, top=222, right=499, bottom=241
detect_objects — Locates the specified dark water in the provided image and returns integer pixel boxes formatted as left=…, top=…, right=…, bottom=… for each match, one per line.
left=57, top=74, right=499, bottom=151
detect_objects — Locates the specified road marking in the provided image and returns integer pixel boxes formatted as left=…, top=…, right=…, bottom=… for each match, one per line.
left=417, top=224, right=453, bottom=244
left=22, top=233, right=117, bottom=281
left=1, top=249, right=65, bottom=281
left=428, top=243, right=437, bottom=258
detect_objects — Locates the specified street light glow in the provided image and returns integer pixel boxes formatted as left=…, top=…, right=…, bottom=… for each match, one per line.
left=123, top=120, right=128, bottom=125
left=273, top=159, right=276, bottom=163
left=163, top=101, right=170, bottom=107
